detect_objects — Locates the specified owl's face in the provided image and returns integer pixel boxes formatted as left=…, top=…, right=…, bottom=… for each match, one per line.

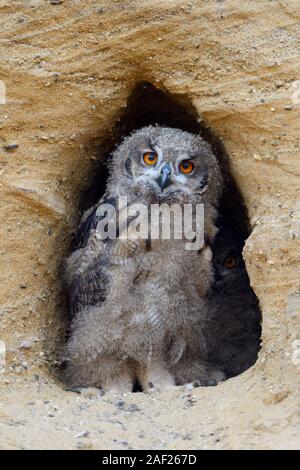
left=129, top=140, right=208, bottom=197
left=212, top=229, right=250, bottom=295
left=112, top=126, right=218, bottom=202
left=214, top=245, right=244, bottom=280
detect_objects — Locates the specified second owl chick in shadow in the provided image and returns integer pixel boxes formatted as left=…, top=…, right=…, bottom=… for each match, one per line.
left=204, top=227, right=261, bottom=379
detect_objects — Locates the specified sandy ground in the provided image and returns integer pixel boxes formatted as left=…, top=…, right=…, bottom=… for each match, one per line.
left=0, top=369, right=299, bottom=450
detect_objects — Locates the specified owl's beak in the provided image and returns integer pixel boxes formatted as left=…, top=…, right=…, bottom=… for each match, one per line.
left=156, top=163, right=172, bottom=192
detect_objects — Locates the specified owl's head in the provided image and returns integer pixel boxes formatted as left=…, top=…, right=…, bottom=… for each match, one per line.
left=109, top=126, right=222, bottom=204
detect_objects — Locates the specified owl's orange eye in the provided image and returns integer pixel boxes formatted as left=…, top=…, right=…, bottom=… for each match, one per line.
left=223, top=255, right=237, bottom=269
left=179, top=160, right=194, bottom=174
left=143, top=151, right=158, bottom=166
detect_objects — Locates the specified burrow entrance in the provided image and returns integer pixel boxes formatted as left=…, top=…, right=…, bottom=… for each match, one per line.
left=64, top=81, right=261, bottom=384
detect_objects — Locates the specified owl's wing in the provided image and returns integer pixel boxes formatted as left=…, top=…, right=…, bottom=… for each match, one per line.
left=66, top=195, right=117, bottom=317
left=67, top=251, right=109, bottom=318
left=76, top=196, right=116, bottom=249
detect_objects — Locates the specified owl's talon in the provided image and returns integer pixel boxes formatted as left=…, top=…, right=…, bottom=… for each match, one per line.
left=101, top=374, right=134, bottom=394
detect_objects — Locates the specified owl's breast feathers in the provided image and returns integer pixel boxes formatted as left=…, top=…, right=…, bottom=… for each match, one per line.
left=66, top=194, right=212, bottom=329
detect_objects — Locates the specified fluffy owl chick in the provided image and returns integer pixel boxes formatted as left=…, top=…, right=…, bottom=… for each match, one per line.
left=63, top=125, right=223, bottom=393
left=204, top=227, right=261, bottom=378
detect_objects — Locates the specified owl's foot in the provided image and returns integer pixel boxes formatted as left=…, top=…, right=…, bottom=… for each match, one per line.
left=183, top=380, right=201, bottom=392
left=147, top=381, right=175, bottom=395
left=181, top=370, right=225, bottom=391
left=101, top=373, right=134, bottom=394
left=204, top=369, right=226, bottom=386
left=172, top=359, right=225, bottom=387
left=193, top=369, right=226, bottom=387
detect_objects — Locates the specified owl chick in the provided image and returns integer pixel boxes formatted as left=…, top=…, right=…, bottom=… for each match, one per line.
left=203, top=227, right=261, bottom=378
left=63, top=125, right=223, bottom=393
left=171, top=227, right=261, bottom=386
